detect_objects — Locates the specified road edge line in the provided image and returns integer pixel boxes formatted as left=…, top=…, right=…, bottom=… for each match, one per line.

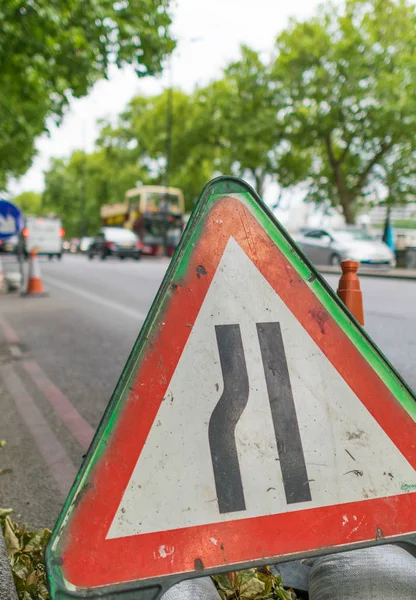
left=23, top=360, right=94, bottom=451
left=2, top=364, right=77, bottom=497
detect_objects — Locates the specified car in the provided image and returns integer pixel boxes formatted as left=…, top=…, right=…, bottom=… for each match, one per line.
left=0, top=235, right=19, bottom=254
left=88, top=227, right=142, bottom=261
left=79, top=236, right=93, bottom=253
left=295, top=227, right=395, bottom=268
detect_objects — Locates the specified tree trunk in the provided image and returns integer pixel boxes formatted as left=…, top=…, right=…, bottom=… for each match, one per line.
left=324, top=134, right=356, bottom=224
left=253, top=170, right=266, bottom=198
left=339, top=193, right=356, bottom=223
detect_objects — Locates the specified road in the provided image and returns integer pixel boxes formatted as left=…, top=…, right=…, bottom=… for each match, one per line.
left=0, top=254, right=415, bottom=529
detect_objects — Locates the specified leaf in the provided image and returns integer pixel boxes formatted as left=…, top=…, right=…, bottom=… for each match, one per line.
left=213, top=573, right=236, bottom=597
left=0, top=510, right=51, bottom=598
left=212, top=567, right=298, bottom=600
left=239, top=574, right=265, bottom=599
left=0, top=439, right=6, bottom=447
left=25, top=569, right=38, bottom=588
left=3, top=516, right=20, bottom=556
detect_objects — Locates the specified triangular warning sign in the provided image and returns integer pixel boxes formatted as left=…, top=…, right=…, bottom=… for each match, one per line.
left=46, top=177, right=416, bottom=599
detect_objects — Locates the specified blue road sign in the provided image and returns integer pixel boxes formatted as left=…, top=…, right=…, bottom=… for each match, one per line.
left=0, top=200, right=23, bottom=239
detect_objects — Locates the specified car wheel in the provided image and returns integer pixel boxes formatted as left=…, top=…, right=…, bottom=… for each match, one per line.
left=57, top=253, right=62, bottom=261
left=101, top=251, right=107, bottom=261
left=134, top=255, right=141, bottom=261
left=119, top=256, right=125, bottom=261
left=329, top=253, right=341, bottom=266
left=48, top=254, right=53, bottom=261
left=88, top=253, right=94, bottom=260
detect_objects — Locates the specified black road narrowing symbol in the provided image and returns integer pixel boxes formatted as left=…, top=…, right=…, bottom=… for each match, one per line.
left=208, top=325, right=249, bottom=514
left=209, top=322, right=312, bottom=514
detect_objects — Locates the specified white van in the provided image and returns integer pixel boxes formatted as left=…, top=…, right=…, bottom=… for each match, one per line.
left=23, top=216, right=64, bottom=260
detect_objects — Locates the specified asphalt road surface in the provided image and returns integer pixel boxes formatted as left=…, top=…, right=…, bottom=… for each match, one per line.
left=0, top=254, right=415, bottom=528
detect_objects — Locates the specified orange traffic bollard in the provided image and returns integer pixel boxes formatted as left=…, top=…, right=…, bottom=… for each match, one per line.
left=22, top=249, right=48, bottom=297
left=337, top=259, right=364, bottom=325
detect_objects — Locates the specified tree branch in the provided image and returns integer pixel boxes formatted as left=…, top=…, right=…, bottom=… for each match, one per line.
left=324, top=133, right=337, bottom=169
left=354, top=140, right=394, bottom=192
left=339, top=136, right=353, bottom=163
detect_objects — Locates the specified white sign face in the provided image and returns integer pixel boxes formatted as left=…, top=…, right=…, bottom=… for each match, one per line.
left=0, top=214, right=17, bottom=234
left=107, top=238, right=414, bottom=539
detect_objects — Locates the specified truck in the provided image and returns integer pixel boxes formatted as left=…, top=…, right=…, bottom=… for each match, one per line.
left=21, top=215, right=64, bottom=260
left=100, top=185, right=185, bottom=256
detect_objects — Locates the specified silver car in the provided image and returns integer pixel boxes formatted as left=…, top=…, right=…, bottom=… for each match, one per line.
left=295, top=228, right=395, bottom=268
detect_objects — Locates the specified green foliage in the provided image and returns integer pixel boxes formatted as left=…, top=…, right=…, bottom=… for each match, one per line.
left=213, top=568, right=297, bottom=600
left=30, top=0, right=416, bottom=226
left=272, top=0, right=416, bottom=222
left=202, top=46, right=283, bottom=196
left=0, top=509, right=51, bottom=600
left=0, top=0, right=174, bottom=189
left=12, top=192, right=42, bottom=216
left=42, top=150, right=149, bottom=237
left=99, top=89, right=220, bottom=210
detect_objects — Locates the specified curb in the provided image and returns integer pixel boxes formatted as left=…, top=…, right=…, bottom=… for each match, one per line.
left=0, top=524, right=18, bottom=600
left=318, top=266, right=416, bottom=281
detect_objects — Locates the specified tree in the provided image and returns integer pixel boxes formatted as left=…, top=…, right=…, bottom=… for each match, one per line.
left=273, top=0, right=416, bottom=222
left=43, top=149, right=148, bottom=237
left=99, top=90, right=219, bottom=210
left=201, top=46, right=283, bottom=196
left=12, top=191, right=42, bottom=216
left=0, top=0, right=174, bottom=189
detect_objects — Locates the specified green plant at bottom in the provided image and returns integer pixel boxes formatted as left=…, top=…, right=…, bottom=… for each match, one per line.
left=213, top=567, right=298, bottom=599
left=0, top=509, right=51, bottom=600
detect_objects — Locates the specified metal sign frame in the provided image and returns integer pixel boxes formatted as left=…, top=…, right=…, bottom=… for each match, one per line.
left=46, top=177, right=416, bottom=599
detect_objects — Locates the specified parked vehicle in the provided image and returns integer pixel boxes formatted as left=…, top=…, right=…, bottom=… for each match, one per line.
left=79, top=236, right=93, bottom=252
left=295, top=227, right=395, bottom=268
left=0, top=235, right=19, bottom=254
left=21, top=216, right=64, bottom=260
left=88, top=227, right=142, bottom=261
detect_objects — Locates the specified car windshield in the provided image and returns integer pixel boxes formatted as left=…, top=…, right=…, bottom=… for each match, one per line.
left=333, top=229, right=376, bottom=242
left=103, top=228, right=137, bottom=243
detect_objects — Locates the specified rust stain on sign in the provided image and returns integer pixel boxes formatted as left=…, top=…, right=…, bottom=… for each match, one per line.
left=196, top=265, right=207, bottom=278
left=309, top=307, right=329, bottom=334
left=194, top=558, right=204, bottom=571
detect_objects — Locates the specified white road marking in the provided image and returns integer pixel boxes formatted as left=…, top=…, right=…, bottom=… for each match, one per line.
left=2, top=364, right=77, bottom=496
left=42, top=276, right=147, bottom=321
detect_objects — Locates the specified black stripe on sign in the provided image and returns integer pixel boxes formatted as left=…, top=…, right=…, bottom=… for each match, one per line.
left=257, top=322, right=312, bottom=504
left=209, top=324, right=249, bottom=514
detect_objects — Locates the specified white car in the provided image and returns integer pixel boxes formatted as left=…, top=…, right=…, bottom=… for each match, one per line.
left=295, top=228, right=395, bottom=268
left=79, top=236, right=94, bottom=252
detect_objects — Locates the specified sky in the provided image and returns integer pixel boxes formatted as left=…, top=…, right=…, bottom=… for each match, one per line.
left=9, top=0, right=330, bottom=197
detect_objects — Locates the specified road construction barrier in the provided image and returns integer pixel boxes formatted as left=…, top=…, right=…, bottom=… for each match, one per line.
left=336, top=259, right=364, bottom=325
left=22, top=249, right=48, bottom=297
